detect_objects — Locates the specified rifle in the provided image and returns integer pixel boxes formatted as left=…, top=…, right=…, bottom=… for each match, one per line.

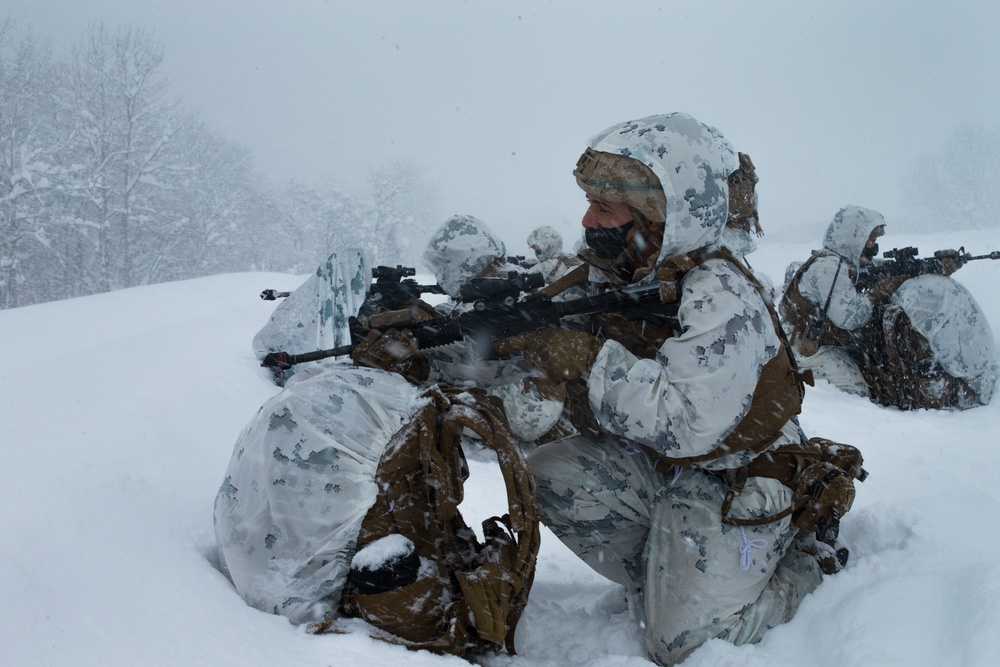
left=856, top=246, right=1000, bottom=291
left=261, top=271, right=678, bottom=371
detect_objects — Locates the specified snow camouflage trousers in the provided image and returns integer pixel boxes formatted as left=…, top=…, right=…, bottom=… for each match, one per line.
left=528, top=435, right=823, bottom=666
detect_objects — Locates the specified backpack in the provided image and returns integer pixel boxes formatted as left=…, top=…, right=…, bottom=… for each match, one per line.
left=319, top=385, right=540, bottom=657
left=864, top=302, right=977, bottom=410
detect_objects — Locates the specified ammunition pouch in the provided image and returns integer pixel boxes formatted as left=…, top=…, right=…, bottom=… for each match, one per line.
left=718, top=437, right=865, bottom=572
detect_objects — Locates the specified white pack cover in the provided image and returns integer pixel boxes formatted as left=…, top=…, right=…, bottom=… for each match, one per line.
left=890, top=274, right=998, bottom=404
left=214, top=363, right=420, bottom=624
left=251, top=250, right=370, bottom=361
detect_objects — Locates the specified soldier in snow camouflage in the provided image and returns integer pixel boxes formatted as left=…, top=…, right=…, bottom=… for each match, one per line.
left=216, top=216, right=548, bottom=650
left=779, top=205, right=888, bottom=396
left=779, top=206, right=996, bottom=409
left=526, top=225, right=583, bottom=285
left=499, top=113, right=831, bottom=665
left=252, top=249, right=371, bottom=384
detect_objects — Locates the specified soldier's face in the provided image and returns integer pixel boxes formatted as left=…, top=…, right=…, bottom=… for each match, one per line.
left=582, top=196, right=633, bottom=229
left=862, top=226, right=884, bottom=263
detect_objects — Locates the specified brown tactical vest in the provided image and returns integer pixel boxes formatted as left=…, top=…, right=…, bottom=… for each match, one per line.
left=559, top=249, right=809, bottom=466
left=780, top=253, right=861, bottom=355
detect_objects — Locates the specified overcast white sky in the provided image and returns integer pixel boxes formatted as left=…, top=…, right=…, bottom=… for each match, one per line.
left=9, top=0, right=1000, bottom=249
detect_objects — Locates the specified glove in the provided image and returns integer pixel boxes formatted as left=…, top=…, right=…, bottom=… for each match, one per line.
left=498, top=328, right=604, bottom=381
left=350, top=328, right=429, bottom=383
left=866, top=275, right=908, bottom=304
left=934, top=249, right=966, bottom=276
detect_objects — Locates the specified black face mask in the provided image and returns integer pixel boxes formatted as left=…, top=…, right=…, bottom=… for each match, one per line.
left=861, top=242, right=879, bottom=261
left=585, top=220, right=635, bottom=259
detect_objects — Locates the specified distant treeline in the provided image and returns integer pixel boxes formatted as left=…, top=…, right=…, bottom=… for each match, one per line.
left=0, top=18, right=439, bottom=309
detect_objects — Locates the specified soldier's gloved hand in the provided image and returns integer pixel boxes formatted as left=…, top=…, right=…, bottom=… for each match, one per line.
left=934, top=249, right=966, bottom=276
left=350, top=328, right=428, bottom=383
left=498, top=328, right=604, bottom=381
left=866, top=275, right=908, bottom=304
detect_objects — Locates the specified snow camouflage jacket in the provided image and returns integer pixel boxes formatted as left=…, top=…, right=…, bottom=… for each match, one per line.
left=579, top=113, right=803, bottom=469
left=779, top=205, right=884, bottom=354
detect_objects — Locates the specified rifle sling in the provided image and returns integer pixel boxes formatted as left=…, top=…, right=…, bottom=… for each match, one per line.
left=536, top=262, right=590, bottom=298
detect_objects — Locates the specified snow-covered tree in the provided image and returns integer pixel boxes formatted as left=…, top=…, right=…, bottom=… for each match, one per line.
left=0, top=22, right=66, bottom=308
left=0, top=18, right=445, bottom=309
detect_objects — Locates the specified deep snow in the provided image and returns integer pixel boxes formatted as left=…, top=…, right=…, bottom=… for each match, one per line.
left=3, top=228, right=1000, bottom=667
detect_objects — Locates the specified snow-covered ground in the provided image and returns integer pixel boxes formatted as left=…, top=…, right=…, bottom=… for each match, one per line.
left=3, top=229, right=1000, bottom=667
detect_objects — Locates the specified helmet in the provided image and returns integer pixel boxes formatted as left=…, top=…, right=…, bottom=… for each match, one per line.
left=573, top=147, right=666, bottom=224
left=526, top=225, right=563, bottom=261
left=577, top=113, right=737, bottom=265
left=422, top=215, right=506, bottom=298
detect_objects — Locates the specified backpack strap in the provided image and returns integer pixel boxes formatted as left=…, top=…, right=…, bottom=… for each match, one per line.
left=439, top=388, right=540, bottom=654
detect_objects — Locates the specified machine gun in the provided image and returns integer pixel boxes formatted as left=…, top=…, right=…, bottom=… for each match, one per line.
left=856, top=246, right=1000, bottom=291
left=359, top=265, right=447, bottom=314
left=261, top=271, right=677, bottom=371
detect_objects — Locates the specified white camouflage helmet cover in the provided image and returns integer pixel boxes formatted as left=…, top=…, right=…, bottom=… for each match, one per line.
left=822, top=205, right=886, bottom=266
left=526, top=225, right=563, bottom=261
left=422, top=214, right=506, bottom=298
left=584, top=112, right=738, bottom=271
